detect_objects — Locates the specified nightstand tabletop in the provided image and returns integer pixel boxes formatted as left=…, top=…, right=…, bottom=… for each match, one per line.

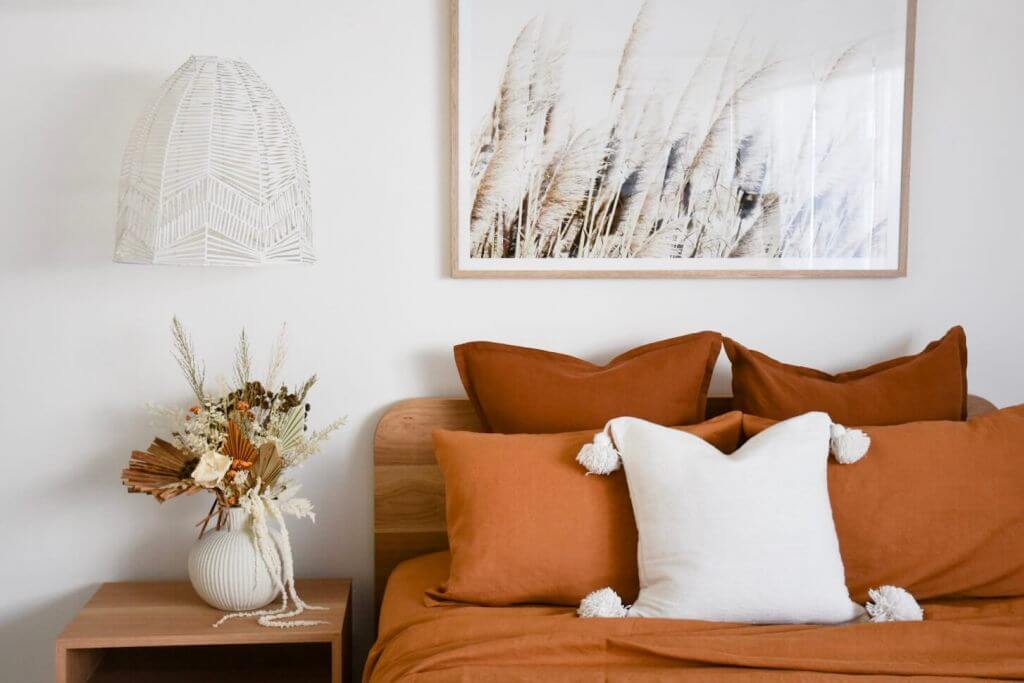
left=58, top=579, right=351, bottom=649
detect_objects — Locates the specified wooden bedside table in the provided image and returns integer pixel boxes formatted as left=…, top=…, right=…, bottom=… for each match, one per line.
left=56, top=579, right=351, bottom=683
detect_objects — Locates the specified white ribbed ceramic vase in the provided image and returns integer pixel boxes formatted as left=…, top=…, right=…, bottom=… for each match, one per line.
left=188, top=507, right=280, bottom=611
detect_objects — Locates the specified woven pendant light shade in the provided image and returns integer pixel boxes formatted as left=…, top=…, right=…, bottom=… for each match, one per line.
left=114, top=56, right=314, bottom=266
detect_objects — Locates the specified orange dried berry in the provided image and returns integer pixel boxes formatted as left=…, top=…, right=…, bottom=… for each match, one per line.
left=231, top=459, right=253, bottom=470
left=227, top=496, right=238, bottom=506
left=189, top=406, right=201, bottom=415
left=236, top=401, right=251, bottom=412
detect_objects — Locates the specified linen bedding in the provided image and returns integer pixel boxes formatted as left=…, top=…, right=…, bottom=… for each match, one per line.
left=365, top=552, right=1024, bottom=682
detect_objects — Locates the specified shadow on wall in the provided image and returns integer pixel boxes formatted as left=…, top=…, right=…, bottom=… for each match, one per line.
left=0, top=586, right=96, bottom=683
left=3, top=407, right=213, bottom=683
left=436, top=0, right=452, bottom=279
left=343, top=399, right=385, bottom=671
left=4, top=70, right=164, bottom=273
left=412, top=346, right=464, bottom=396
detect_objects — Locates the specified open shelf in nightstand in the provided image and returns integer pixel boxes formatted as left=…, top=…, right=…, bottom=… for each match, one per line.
left=78, top=643, right=331, bottom=682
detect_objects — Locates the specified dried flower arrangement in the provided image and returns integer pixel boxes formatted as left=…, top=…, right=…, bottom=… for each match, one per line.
left=122, top=318, right=345, bottom=627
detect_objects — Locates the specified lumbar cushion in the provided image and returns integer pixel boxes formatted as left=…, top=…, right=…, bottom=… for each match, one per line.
left=587, top=412, right=864, bottom=624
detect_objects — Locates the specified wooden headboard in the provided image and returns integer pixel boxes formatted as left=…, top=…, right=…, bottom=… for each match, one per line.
left=373, top=394, right=997, bottom=608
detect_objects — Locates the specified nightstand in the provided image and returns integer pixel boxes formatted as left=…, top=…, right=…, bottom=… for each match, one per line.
left=56, top=579, right=351, bottom=683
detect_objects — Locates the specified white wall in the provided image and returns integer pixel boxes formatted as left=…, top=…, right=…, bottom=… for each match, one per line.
left=0, top=1, right=1022, bottom=680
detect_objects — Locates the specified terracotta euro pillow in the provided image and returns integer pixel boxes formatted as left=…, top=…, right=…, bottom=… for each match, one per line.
left=742, top=406, right=1024, bottom=602
left=430, top=412, right=744, bottom=606
left=726, top=326, right=968, bottom=425
left=454, top=332, right=722, bottom=433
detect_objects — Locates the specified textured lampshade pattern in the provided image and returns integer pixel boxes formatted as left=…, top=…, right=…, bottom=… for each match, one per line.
left=114, top=56, right=314, bottom=266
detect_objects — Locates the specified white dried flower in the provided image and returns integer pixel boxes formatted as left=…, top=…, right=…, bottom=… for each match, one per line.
left=192, top=450, right=231, bottom=488
left=277, top=483, right=316, bottom=522
left=285, top=416, right=346, bottom=467
left=279, top=496, right=316, bottom=522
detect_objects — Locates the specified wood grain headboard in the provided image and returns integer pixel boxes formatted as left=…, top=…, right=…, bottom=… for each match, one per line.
left=373, top=394, right=997, bottom=609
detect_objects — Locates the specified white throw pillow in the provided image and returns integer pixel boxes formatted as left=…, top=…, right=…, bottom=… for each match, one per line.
left=610, top=411, right=863, bottom=624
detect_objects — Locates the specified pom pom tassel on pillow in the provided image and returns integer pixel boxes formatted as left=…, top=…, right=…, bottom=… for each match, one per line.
left=577, top=587, right=629, bottom=618
left=865, top=585, right=924, bottom=622
left=577, top=585, right=923, bottom=623
left=578, top=419, right=869, bottom=474
left=577, top=429, right=621, bottom=475
left=830, top=423, right=871, bottom=464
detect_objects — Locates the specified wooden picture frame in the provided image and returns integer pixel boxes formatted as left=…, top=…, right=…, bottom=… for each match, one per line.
left=451, top=0, right=917, bottom=279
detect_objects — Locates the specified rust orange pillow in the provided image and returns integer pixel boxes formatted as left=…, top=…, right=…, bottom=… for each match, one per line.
left=431, top=412, right=744, bottom=606
left=725, top=326, right=968, bottom=425
left=742, top=407, right=1024, bottom=602
left=454, top=332, right=722, bottom=433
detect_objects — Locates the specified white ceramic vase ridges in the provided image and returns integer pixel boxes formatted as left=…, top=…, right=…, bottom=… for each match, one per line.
left=188, top=507, right=280, bottom=611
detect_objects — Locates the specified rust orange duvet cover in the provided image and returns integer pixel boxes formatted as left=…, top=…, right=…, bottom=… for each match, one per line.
left=365, top=553, right=1024, bottom=682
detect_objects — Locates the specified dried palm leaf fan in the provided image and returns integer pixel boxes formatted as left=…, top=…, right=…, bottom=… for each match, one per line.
left=122, top=439, right=201, bottom=502
left=114, top=56, right=314, bottom=266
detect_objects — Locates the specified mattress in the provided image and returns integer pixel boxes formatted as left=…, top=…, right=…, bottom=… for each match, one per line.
left=365, top=552, right=1024, bottom=682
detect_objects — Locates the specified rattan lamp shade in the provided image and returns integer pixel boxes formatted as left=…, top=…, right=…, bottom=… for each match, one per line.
left=114, top=56, right=314, bottom=266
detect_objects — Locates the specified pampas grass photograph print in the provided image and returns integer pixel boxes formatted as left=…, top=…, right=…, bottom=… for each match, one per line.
left=453, top=0, right=915, bottom=277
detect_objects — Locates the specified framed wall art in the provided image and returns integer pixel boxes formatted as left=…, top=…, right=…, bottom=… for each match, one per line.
left=451, top=0, right=916, bottom=278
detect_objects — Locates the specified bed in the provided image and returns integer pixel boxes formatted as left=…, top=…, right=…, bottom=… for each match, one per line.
left=366, top=395, right=1024, bottom=681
